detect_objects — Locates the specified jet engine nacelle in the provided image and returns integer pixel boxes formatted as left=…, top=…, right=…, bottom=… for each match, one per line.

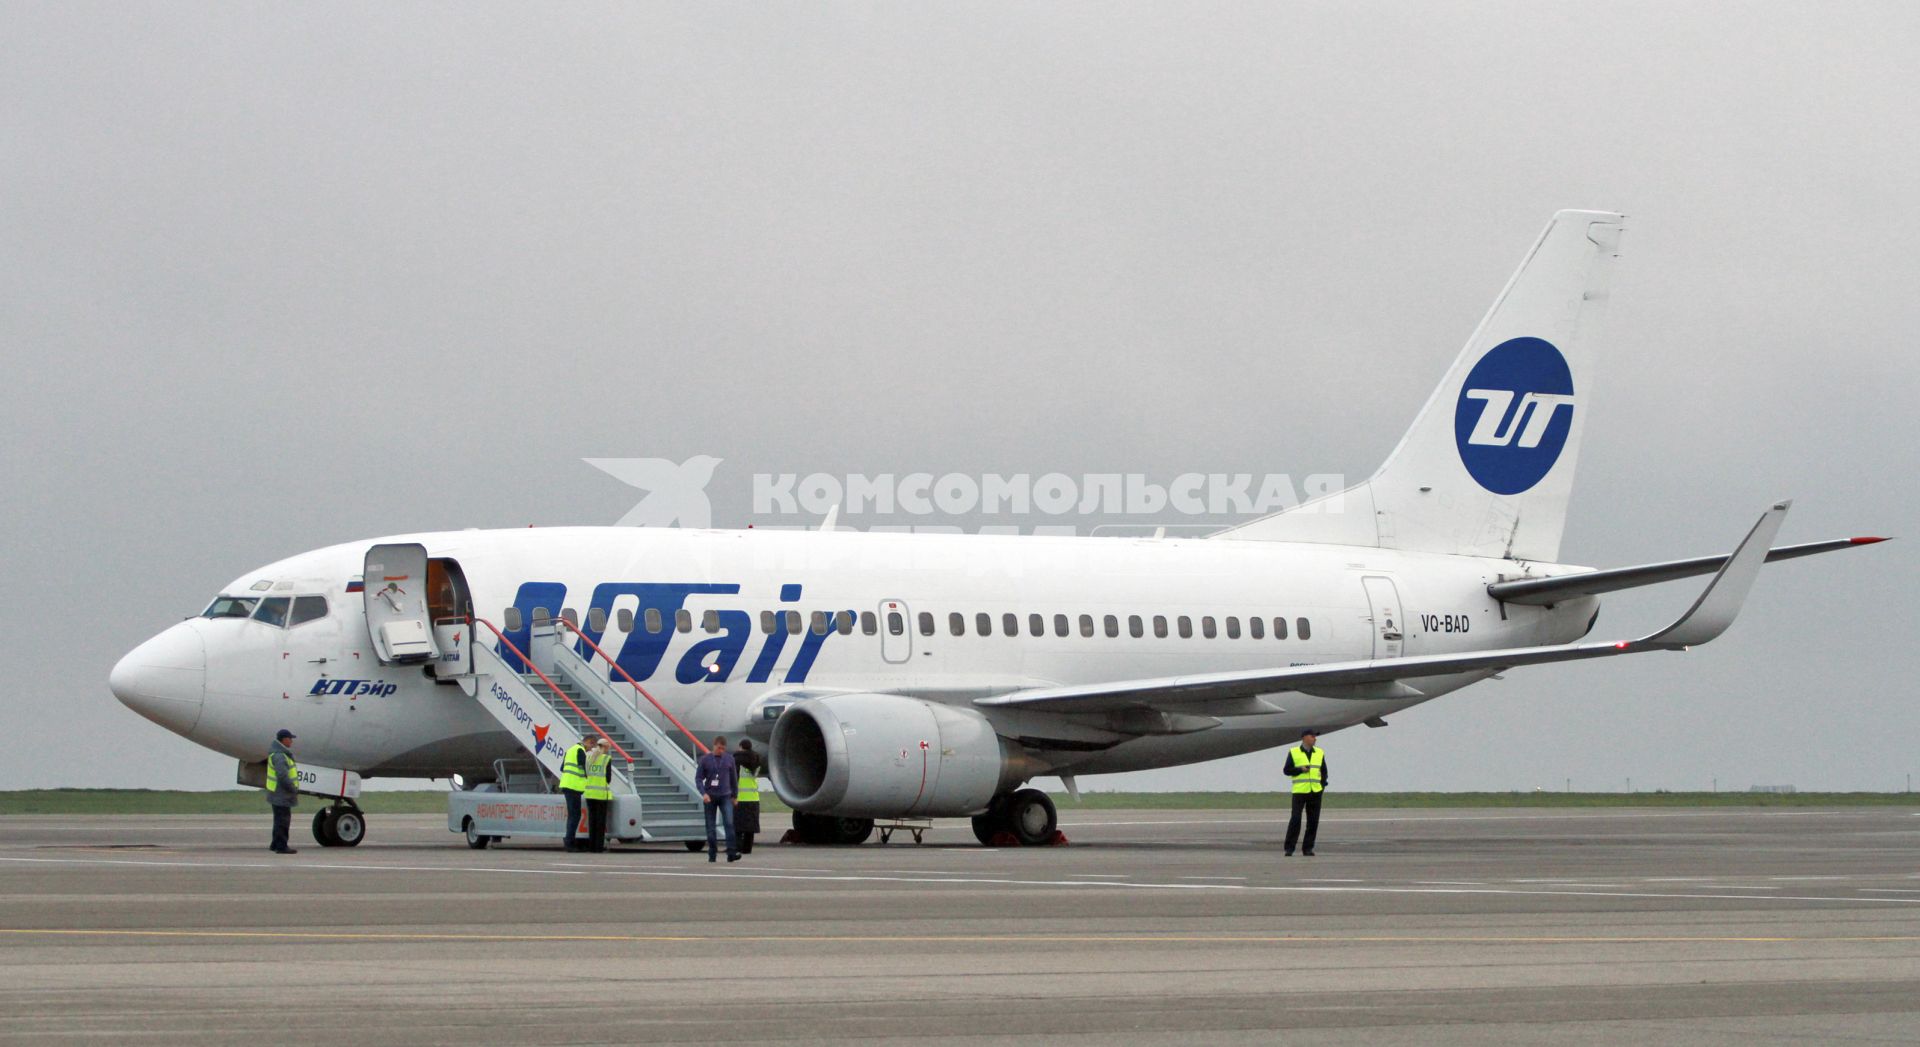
left=768, top=693, right=1022, bottom=818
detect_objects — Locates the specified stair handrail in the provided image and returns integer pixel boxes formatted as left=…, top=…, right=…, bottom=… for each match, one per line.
left=470, top=617, right=637, bottom=766
left=548, top=616, right=711, bottom=755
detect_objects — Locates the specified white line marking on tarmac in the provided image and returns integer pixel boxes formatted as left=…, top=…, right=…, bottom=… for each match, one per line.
left=1062, top=810, right=1897, bottom=828
left=1512, top=878, right=1626, bottom=884
left=1302, top=878, right=1365, bottom=883
left=1178, top=875, right=1248, bottom=881
left=1860, top=888, right=1920, bottom=894
left=5, top=855, right=1919, bottom=906
left=1417, top=880, right=1486, bottom=886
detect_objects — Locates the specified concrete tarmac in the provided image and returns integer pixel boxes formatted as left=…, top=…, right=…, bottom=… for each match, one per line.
left=2, top=805, right=1917, bottom=1045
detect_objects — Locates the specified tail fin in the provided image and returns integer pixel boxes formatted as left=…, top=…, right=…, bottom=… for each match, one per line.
left=1218, top=209, right=1625, bottom=562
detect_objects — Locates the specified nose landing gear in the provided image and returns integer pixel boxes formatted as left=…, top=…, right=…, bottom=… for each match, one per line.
left=312, top=802, right=367, bottom=847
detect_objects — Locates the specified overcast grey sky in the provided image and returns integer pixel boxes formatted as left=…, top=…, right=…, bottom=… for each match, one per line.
left=4, top=2, right=1914, bottom=793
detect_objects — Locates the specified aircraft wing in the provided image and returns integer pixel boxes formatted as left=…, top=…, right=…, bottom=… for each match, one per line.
left=1488, top=537, right=1887, bottom=606
left=976, top=501, right=1792, bottom=716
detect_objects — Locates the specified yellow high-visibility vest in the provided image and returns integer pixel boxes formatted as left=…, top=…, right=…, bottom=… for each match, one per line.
left=736, top=764, right=760, bottom=804
left=558, top=744, right=589, bottom=792
left=583, top=751, right=613, bottom=802
left=1288, top=746, right=1325, bottom=794
left=264, top=752, right=298, bottom=793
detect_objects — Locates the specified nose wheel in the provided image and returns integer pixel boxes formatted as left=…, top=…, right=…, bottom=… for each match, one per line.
left=312, top=803, right=367, bottom=847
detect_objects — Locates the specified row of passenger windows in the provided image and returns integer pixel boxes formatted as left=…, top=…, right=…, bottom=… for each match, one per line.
left=506, top=605, right=1311, bottom=642
left=202, top=595, right=330, bottom=629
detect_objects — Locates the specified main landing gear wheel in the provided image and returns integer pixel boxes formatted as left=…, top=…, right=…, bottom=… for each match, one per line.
left=974, top=790, right=1059, bottom=846
left=1004, top=789, right=1057, bottom=846
left=463, top=817, right=492, bottom=850
left=792, top=812, right=875, bottom=846
left=971, top=796, right=1008, bottom=846
left=314, top=804, right=367, bottom=848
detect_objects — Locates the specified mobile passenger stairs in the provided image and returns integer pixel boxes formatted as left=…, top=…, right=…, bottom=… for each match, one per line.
left=445, top=615, right=713, bottom=849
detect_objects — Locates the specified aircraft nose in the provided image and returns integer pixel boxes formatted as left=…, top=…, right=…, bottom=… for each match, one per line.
left=110, top=621, right=207, bottom=735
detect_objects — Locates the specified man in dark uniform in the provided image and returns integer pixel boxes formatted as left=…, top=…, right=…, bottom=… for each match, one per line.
left=265, top=729, right=300, bottom=854
left=1282, top=728, right=1328, bottom=856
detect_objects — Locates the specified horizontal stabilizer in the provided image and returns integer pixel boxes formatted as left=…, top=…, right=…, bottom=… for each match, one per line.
left=1490, top=535, right=1888, bottom=606
left=977, top=502, right=1791, bottom=715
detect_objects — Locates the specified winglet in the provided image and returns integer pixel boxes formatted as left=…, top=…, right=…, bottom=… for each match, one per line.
left=1638, top=501, right=1791, bottom=649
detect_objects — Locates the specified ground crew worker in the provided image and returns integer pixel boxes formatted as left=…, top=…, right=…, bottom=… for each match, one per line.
left=558, top=736, right=590, bottom=852
left=1282, top=728, right=1328, bottom=856
left=583, top=737, right=614, bottom=852
left=696, top=735, right=739, bottom=863
left=264, top=728, right=299, bottom=854
left=734, top=739, right=762, bottom=855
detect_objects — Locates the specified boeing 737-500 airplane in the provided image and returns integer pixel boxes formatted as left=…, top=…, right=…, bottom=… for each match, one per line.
left=110, top=210, right=1884, bottom=849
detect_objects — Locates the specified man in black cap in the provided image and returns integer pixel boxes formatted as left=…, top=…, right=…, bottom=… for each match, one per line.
left=1282, top=728, right=1328, bottom=856
left=265, top=729, right=301, bottom=854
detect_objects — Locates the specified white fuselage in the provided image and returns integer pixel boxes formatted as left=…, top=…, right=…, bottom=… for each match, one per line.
left=111, top=525, right=1597, bottom=784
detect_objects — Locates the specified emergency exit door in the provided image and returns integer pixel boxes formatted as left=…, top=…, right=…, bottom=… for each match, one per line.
left=363, top=543, right=436, bottom=663
left=1361, top=576, right=1404, bottom=660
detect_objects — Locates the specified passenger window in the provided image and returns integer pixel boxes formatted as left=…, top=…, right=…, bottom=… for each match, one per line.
left=588, top=607, right=608, bottom=633
left=1079, top=614, right=1095, bottom=638
left=863, top=611, right=879, bottom=636
left=1129, top=615, right=1143, bottom=638
left=1053, top=613, right=1069, bottom=638
left=1153, top=615, right=1168, bottom=638
left=531, top=606, right=552, bottom=627
left=1249, top=616, right=1264, bottom=640
left=1225, top=616, right=1241, bottom=639
left=760, top=610, right=777, bottom=634
left=949, top=612, right=966, bottom=636
left=977, top=612, right=993, bottom=637
left=618, top=608, right=635, bottom=633
left=835, top=611, right=855, bottom=635
left=1003, top=613, right=1018, bottom=637
left=289, top=596, right=328, bottom=627
left=1297, top=617, right=1311, bottom=640
left=675, top=609, right=691, bottom=633
left=917, top=611, right=935, bottom=636
left=561, top=608, right=580, bottom=627
left=703, top=610, right=720, bottom=634
left=202, top=596, right=258, bottom=619
left=1029, top=613, right=1045, bottom=637
left=1273, top=616, right=1288, bottom=640
left=643, top=607, right=662, bottom=633
left=1201, top=616, right=1217, bottom=639
left=252, top=597, right=290, bottom=628
left=1104, top=614, right=1119, bottom=638
left=1177, top=615, right=1193, bottom=639
left=503, top=607, right=524, bottom=632
left=811, top=611, right=829, bottom=636
left=787, top=611, right=804, bottom=635
left=888, top=611, right=905, bottom=636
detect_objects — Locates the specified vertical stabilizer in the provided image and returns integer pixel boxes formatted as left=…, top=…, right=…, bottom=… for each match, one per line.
left=1218, top=209, right=1624, bottom=562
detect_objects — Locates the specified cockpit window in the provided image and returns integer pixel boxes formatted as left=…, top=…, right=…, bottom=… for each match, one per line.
left=289, top=595, right=329, bottom=627
left=202, top=596, right=258, bottom=619
left=252, top=596, right=291, bottom=627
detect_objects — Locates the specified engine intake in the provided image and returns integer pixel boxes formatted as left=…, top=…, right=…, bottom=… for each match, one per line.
left=769, top=693, right=1021, bottom=818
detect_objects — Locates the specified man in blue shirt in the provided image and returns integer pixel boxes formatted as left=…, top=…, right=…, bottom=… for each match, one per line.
left=696, top=736, right=740, bottom=863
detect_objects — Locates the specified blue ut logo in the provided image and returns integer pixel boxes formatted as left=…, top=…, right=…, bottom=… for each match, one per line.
left=1453, top=337, right=1576, bottom=495
left=497, top=582, right=846, bottom=687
